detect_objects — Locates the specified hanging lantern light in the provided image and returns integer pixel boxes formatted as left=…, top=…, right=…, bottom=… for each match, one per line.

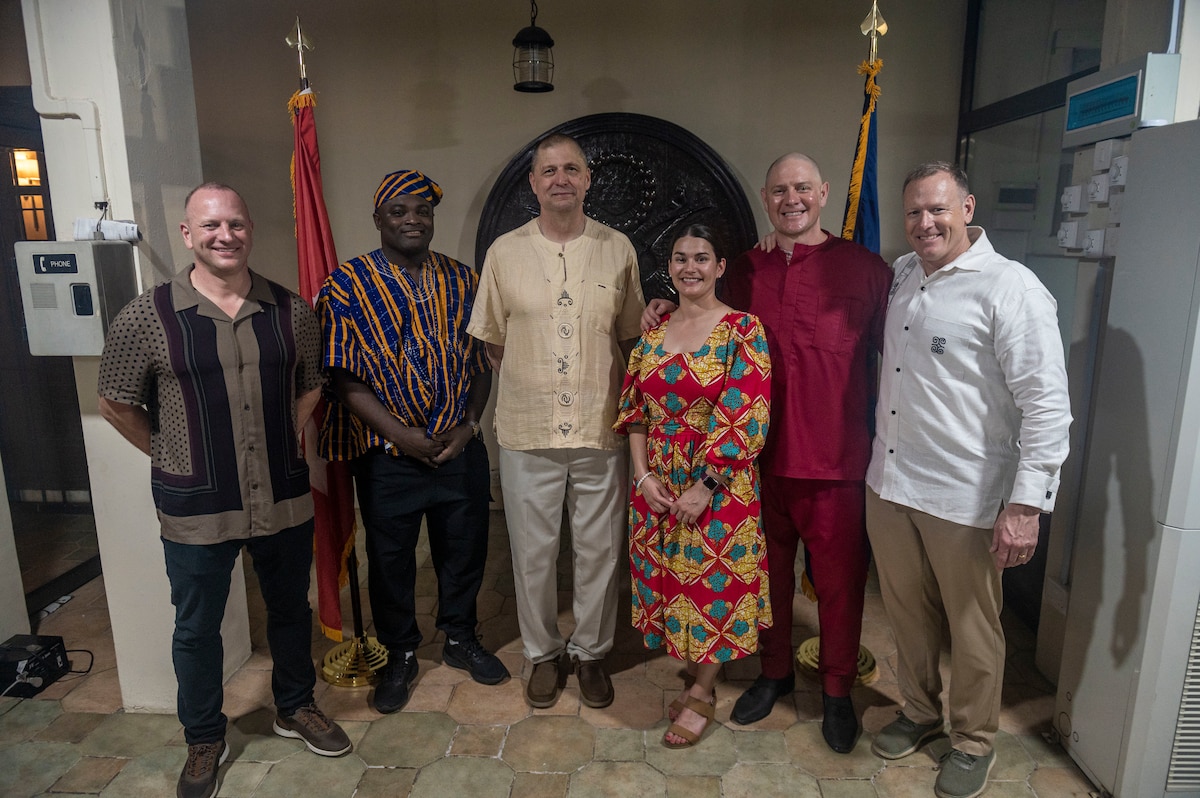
left=513, top=0, right=554, bottom=92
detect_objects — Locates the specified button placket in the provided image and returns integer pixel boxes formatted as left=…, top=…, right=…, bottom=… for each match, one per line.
left=233, top=318, right=263, bottom=522
left=549, top=251, right=581, bottom=440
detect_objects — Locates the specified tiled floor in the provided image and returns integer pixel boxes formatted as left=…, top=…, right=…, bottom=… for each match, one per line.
left=0, top=510, right=1099, bottom=797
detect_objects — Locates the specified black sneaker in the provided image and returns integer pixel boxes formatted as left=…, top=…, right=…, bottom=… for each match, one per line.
left=372, top=650, right=419, bottom=714
left=273, top=703, right=352, bottom=757
left=177, top=740, right=228, bottom=798
left=443, top=636, right=510, bottom=685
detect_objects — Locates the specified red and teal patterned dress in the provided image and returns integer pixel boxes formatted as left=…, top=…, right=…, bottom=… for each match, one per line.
left=614, top=311, right=773, bottom=663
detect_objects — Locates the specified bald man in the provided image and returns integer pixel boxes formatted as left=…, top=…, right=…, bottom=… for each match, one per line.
left=645, top=154, right=891, bottom=752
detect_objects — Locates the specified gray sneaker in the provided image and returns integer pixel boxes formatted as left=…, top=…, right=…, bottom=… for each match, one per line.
left=871, top=713, right=944, bottom=759
left=273, top=703, right=352, bottom=757
left=935, top=748, right=996, bottom=798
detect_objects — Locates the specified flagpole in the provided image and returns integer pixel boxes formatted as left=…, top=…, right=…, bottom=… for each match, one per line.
left=796, top=4, right=889, bottom=690
left=864, top=0, right=886, bottom=64
left=288, top=16, right=311, bottom=91
left=286, top=18, right=387, bottom=688
left=838, top=2, right=887, bottom=249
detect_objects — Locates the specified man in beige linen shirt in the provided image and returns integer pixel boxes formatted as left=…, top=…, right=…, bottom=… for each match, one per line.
left=468, top=133, right=644, bottom=709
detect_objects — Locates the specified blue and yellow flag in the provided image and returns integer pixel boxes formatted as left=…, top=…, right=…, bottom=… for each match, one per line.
left=841, top=59, right=882, bottom=253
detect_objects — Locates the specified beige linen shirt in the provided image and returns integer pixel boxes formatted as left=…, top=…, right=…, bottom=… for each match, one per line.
left=468, top=218, right=644, bottom=450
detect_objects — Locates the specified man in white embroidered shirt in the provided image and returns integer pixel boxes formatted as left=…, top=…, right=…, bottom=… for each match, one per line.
left=864, top=162, right=1070, bottom=798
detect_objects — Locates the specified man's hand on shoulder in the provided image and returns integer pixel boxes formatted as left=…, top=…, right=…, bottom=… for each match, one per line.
left=641, top=298, right=677, bottom=331
left=757, top=231, right=780, bottom=253
left=990, top=502, right=1041, bottom=571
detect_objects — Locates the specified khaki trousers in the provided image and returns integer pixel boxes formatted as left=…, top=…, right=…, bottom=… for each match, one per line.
left=865, top=487, right=1004, bottom=756
left=499, top=447, right=627, bottom=664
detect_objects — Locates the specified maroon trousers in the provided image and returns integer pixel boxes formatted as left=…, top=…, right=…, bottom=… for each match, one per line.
left=758, top=477, right=868, bottom=696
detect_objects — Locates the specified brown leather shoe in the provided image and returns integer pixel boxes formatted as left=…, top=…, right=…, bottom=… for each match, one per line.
left=573, top=656, right=614, bottom=708
left=525, top=654, right=567, bottom=708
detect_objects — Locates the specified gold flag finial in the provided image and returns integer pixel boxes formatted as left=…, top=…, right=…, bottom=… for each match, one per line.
left=860, top=1, right=888, bottom=63
left=285, top=17, right=314, bottom=89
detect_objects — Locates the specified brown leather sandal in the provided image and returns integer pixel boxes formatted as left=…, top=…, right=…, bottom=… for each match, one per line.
left=667, top=673, right=698, bottom=722
left=663, top=694, right=715, bottom=749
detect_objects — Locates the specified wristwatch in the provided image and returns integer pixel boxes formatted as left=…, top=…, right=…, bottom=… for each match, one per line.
left=701, top=472, right=720, bottom=492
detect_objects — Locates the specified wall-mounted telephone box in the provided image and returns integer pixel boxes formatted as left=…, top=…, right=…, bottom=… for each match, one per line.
left=14, top=240, right=139, bottom=356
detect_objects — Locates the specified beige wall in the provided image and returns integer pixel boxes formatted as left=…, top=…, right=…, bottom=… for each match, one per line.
left=0, top=458, right=28, bottom=639
left=0, top=0, right=29, bottom=85
left=185, top=1, right=966, bottom=281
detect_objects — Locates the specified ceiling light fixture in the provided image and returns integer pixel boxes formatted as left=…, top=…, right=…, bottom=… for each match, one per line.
left=513, top=0, right=554, bottom=92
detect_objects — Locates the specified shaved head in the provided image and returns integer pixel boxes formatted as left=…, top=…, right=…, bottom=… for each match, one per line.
left=765, top=153, right=822, bottom=186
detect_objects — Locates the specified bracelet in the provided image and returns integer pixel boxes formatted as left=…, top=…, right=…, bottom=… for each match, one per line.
left=634, top=472, right=653, bottom=492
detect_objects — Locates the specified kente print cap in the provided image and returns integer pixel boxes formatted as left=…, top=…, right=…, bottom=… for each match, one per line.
left=374, top=170, right=443, bottom=208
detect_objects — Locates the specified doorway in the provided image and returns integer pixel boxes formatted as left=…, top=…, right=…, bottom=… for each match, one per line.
left=0, top=86, right=100, bottom=623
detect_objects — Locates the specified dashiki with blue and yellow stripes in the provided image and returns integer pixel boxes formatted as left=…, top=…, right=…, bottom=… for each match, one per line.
left=317, top=248, right=486, bottom=461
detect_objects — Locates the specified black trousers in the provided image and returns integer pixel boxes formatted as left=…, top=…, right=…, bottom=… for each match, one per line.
left=352, top=438, right=490, bottom=653
left=163, top=521, right=316, bottom=744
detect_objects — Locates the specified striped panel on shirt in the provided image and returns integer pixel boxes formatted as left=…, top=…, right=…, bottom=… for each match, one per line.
left=150, top=281, right=312, bottom=516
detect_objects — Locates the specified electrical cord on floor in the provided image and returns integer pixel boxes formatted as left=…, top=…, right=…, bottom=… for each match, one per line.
left=61, top=649, right=94, bottom=679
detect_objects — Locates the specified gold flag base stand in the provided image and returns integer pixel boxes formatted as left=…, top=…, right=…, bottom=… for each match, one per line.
left=795, top=636, right=879, bottom=686
left=321, top=634, right=388, bottom=688
left=319, top=549, right=388, bottom=688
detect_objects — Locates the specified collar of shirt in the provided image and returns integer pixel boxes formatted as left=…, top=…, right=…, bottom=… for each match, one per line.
left=777, top=229, right=835, bottom=266
left=170, top=265, right=276, bottom=319
left=919, top=226, right=990, bottom=281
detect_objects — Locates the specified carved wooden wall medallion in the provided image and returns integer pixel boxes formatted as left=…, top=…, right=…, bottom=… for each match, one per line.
left=475, top=113, right=758, bottom=303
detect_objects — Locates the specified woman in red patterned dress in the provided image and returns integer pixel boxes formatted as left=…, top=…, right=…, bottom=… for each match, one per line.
left=614, top=225, right=772, bottom=747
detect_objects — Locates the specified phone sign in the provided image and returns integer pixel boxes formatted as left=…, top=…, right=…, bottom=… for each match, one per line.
left=32, top=253, right=79, bottom=274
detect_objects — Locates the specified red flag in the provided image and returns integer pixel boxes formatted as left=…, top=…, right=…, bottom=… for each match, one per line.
left=290, top=87, right=357, bottom=641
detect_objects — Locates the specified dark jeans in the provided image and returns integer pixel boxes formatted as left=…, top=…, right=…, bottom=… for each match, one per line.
left=352, top=437, right=490, bottom=653
left=162, top=520, right=316, bottom=744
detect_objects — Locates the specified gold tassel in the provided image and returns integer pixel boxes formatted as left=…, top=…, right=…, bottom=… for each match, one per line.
left=841, top=59, right=883, bottom=241
left=287, top=89, right=318, bottom=236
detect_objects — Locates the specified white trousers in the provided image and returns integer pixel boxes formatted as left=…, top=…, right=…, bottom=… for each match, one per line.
left=499, top=446, right=628, bottom=664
